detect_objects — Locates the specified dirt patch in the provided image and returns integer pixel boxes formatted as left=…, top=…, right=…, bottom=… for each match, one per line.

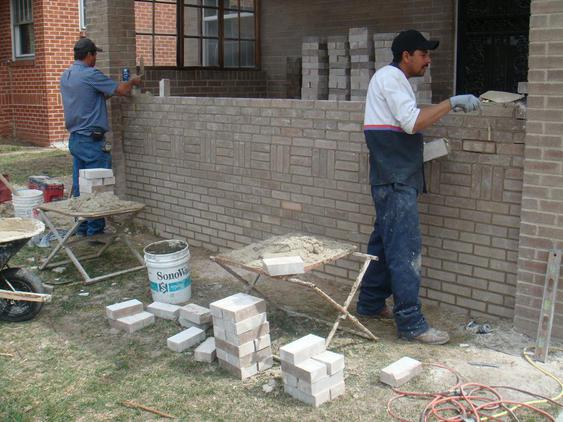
left=218, top=234, right=356, bottom=268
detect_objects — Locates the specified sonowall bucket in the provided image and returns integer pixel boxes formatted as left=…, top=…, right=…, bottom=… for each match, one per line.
left=12, top=189, right=44, bottom=218
left=144, top=240, right=191, bottom=304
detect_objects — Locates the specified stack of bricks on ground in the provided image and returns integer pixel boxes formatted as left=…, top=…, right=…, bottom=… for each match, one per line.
left=79, top=168, right=115, bottom=194
left=210, top=293, right=273, bottom=379
left=301, top=36, right=328, bottom=100
left=106, top=299, right=155, bottom=333
left=280, top=334, right=345, bottom=407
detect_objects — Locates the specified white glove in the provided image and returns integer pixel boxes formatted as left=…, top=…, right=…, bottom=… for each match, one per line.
left=449, top=95, right=481, bottom=113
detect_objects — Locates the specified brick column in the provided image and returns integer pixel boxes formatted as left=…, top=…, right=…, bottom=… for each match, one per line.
left=86, top=0, right=136, bottom=196
left=515, top=0, right=563, bottom=339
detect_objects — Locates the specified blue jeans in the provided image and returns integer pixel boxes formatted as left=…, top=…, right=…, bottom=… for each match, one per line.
left=69, top=132, right=112, bottom=236
left=357, top=183, right=429, bottom=338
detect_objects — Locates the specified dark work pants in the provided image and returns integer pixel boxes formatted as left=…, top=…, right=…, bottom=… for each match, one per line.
left=69, top=132, right=112, bottom=236
left=357, top=183, right=429, bottom=338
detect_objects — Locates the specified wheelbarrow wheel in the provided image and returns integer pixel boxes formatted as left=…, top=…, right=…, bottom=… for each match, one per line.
left=0, top=268, right=45, bottom=322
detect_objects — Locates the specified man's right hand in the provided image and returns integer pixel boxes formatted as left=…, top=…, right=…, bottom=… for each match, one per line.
left=449, top=95, right=481, bottom=113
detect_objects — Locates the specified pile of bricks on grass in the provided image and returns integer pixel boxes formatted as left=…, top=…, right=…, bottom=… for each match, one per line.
left=301, top=36, right=329, bottom=100
left=349, top=27, right=374, bottom=101
left=280, top=334, right=345, bottom=407
left=79, top=168, right=115, bottom=194
left=106, top=299, right=155, bottom=333
left=178, top=303, right=213, bottom=333
left=373, top=32, right=432, bottom=104
left=210, top=293, right=273, bottom=379
left=328, top=35, right=351, bottom=101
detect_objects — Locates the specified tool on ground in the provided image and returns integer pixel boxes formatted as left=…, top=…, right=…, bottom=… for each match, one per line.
left=0, top=173, right=18, bottom=196
left=535, top=249, right=562, bottom=363
left=121, top=400, right=175, bottom=419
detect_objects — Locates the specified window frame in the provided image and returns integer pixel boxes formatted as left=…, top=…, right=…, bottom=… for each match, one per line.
left=10, top=0, right=35, bottom=59
left=134, top=0, right=260, bottom=70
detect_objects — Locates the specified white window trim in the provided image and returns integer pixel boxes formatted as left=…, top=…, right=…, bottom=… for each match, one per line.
left=78, top=0, right=86, bottom=30
left=10, top=0, right=35, bottom=59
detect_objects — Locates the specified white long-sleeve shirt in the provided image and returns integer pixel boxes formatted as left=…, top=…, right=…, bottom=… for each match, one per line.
left=363, top=64, right=420, bottom=135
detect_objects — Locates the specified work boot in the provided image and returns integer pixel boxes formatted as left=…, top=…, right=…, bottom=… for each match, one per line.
left=401, top=327, right=450, bottom=345
left=357, top=305, right=394, bottom=320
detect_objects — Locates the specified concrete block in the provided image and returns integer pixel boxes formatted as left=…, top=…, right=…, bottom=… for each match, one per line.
left=146, top=302, right=180, bottom=320
left=79, top=168, right=114, bottom=179
left=103, top=176, right=116, bottom=185
left=280, top=334, right=326, bottom=365
left=262, top=256, right=305, bottom=276
left=258, top=355, right=274, bottom=371
left=312, top=350, right=345, bottom=375
left=79, top=182, right=114, bottom=194
left=159, top=78, right=171, bottom=97
left=221, top=312, right=268, bottom=335
left=298, top=370, right=344, bottom=395
left=167, top=327, right=206, bottom=353
left=253, top=334, right=271, bottom=351
left=215, top=337, right=256, bottom=358
left=109, top=311, right=154, bottom=333
left=281, top=358, right=327, bottom=384
left=282, top=372, right=299, bottom=388
left=180, top=303, right=212, bottom=324
left=210, top=293, right=266, bottom=322
left=284, top=383, right=331, bottom=407
left=106, top=299, right=143, bottom=320
left=218, top=357, right=258, bottom=380
left=178, top=317, right=212, bottom=332
left=330, top=381, right=346, bottom=400
left=194, top=337, right=216, bottom=362
left=79, top=178, right=103, bottom=187
left=213, top=321, right=269, bottom=346
left=217, top=345, right=272, bottom=368
left=424, top=138, right=450, bottom=162
left=380, top=357, right=422, bottom=387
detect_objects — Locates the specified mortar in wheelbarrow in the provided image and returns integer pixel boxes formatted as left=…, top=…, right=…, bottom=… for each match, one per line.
left=0, top=218, right=45, bottom=267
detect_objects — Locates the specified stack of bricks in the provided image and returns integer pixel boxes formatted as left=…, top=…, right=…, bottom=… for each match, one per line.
left=349, top=27, right=375, bottom=101
left=106, top=299, right=155, bottom=333
left=210, top=293, right=273, bottom=379
left=79, top=168, right=115, bottom=194
left=301, top=37, right=329, bottom=100
left=373, top=32, right=432, bottom=104
left=280, top=334, right=345, bottom=407
left=328, top=35, right=350, bottom=101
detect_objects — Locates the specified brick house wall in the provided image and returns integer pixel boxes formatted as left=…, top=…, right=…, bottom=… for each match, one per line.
left=0, top=0, right=81, bottom=145
left=515, top=0, right=563, bottom=339
left=117, top=96, right=529, bottom=326
left=260, top=0, right=455, bottom=101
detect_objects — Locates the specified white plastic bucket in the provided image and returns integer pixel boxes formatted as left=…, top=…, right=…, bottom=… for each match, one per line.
left=144, top=240, right=191, bottom=304
left=12, top=189, right=43, bottom=218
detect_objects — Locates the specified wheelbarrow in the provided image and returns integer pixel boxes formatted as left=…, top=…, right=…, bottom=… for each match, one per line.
left=0, top=218, right=52, bottom=322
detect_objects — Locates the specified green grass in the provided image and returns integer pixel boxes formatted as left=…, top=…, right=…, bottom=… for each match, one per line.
left=0, top=149, right=71, bottom=186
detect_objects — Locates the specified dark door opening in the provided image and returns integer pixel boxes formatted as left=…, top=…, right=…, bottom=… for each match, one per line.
left=456, top=0, right=530, bottom=96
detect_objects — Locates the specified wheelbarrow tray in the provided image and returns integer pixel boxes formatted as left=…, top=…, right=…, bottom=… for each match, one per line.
left=0, top=218, right=45, bottom=268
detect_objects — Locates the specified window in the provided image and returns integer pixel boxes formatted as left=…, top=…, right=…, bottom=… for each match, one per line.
left=79, top=0, right=87, bottom=30
left=11, top=0, right=35, bottom=58
left=134, top=0, right=258, bottom=68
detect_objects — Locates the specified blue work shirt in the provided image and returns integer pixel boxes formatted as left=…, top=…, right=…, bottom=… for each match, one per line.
left=60, top=61, right=118, bottom=136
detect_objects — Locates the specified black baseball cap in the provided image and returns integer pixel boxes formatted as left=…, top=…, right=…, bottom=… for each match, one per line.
left=391, top=30, right=439, bottom=56
left=74, top=37, right=103, bottom=54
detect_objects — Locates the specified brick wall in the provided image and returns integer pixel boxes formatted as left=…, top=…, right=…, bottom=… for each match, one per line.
left=118, top=95, right=528, bottom=325
left=142, top=68, right=268, bottom=98
left=0, top=0, right=82, bottom=145
left=260, top=0, right=455, bottom=101
left=515, top=0, right=563, bottom=339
